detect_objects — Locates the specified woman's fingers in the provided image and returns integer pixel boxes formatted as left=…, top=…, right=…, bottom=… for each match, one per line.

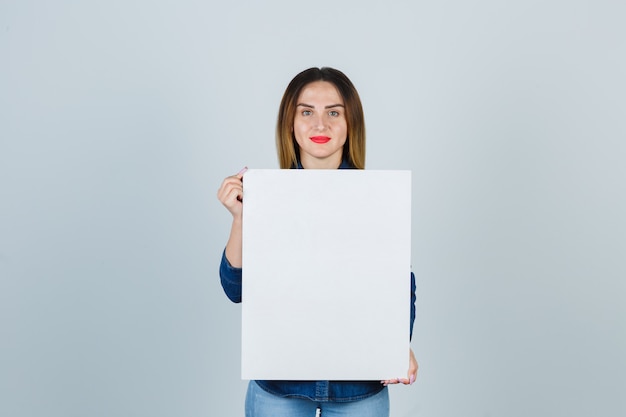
left=218, top=177, right=243, bottom=199
left=217, top=167, right=248, bottom=216
left=218, top=168, right=247, bottom=199
left=218, top=180, right=242, bottom=204
left=380, top=378, right=401, bottom=386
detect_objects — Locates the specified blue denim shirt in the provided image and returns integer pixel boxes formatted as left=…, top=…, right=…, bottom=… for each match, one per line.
left=219, top=160, right=417, bottom=402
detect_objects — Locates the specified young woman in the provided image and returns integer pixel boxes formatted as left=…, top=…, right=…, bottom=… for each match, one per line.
left=217, top=67, right=417, bottom=417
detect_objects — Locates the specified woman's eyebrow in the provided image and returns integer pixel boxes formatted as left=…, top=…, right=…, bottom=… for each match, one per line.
left=295, top=103, right=345, bottom=108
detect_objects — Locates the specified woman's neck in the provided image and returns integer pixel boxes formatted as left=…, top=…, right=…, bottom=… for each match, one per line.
left=299, top=153, right=342, bottom=170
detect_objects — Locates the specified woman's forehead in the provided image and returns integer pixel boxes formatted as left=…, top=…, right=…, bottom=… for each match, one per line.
left=297, top=81, right=344, bottom=104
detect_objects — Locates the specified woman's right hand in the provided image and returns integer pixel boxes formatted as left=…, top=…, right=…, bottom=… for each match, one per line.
left=217, top=167, right=248, bottom=218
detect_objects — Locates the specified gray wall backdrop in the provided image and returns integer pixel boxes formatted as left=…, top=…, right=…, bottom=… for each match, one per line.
left=1, top=1, right=624, bottom=416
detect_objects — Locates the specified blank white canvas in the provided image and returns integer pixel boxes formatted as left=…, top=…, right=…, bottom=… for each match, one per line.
left=241, top=169, right=412, bottom=380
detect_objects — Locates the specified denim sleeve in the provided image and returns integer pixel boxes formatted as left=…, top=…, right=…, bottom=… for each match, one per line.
left=219, top=249, right=242, bottom=303
left=410, top=271, right=416, bottom=341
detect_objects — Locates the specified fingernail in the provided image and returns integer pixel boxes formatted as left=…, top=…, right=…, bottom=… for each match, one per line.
left=237, top=166, right=248, bottom=176
left=409, top=375, right=415, bottom=384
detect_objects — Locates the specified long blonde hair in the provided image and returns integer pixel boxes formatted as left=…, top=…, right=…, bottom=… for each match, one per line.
left=276, top=67, right=366, bottom=169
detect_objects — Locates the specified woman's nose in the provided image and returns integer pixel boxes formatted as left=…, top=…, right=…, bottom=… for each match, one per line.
left=313, top=114, right=326, bottom=130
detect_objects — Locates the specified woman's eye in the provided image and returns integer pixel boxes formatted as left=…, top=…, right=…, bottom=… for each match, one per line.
left=328, top=110, right=339, bottom=117
left=302, top=110, right=312, bottom=116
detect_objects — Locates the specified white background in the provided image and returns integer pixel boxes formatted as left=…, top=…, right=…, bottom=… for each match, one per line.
left=1, top=1, right=625, bottom=416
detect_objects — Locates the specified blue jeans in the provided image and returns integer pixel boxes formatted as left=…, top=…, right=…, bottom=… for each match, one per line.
left=245, top=380, right=390, bottom=417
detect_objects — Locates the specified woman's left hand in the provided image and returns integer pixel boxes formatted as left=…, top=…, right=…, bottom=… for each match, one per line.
left=381, top=348, right=418, bottom=386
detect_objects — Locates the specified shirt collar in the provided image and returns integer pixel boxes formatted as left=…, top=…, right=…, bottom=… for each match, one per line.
left=294, top=158, right=354, bottom=170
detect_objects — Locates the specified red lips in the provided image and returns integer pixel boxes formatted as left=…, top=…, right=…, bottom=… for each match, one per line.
left=310, top=136, right=331, bottom=144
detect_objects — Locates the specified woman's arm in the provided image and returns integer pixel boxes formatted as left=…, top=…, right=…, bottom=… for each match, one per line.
left=224, top=216, right=243, bottom=267
left=220, top=249, right=242, bottom=303
left=217, top=168, right=247, bottom=302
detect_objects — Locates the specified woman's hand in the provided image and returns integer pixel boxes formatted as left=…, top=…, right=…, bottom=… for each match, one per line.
left=217, top=167, right=247, bottom=218
left=381, top=348, right=418, bottom=386
left=218, top=167, right=247, bottom=268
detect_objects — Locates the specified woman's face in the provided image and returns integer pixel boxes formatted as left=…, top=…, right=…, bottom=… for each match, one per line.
left=293, top=81, right=347, bottom=169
